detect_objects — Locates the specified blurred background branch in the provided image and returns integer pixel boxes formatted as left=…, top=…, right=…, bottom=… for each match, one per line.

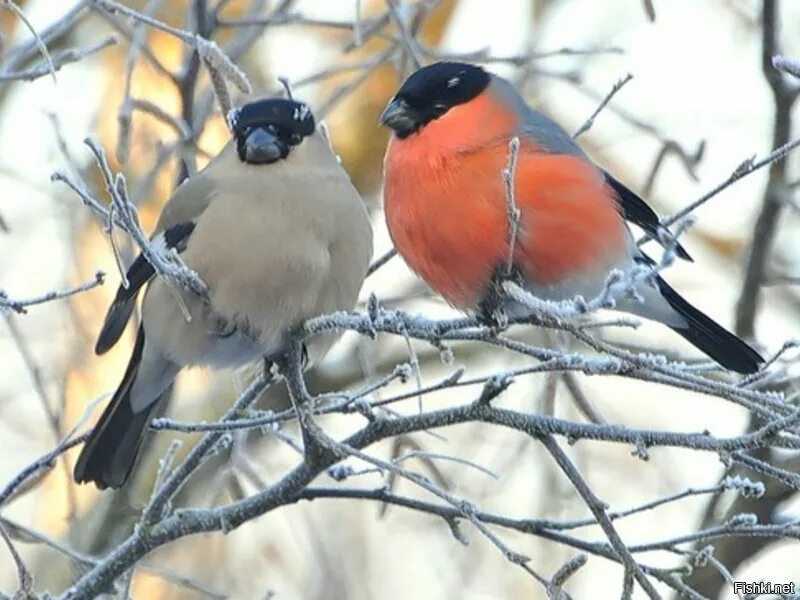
left=683, top=2, right=800, bottom=598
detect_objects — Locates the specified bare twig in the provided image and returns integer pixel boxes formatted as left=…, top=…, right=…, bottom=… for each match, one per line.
left=1, top=0, right=57, bottom=83
left=0, top=434, right=88, bottom=507
left=366, top=248, right=398, bottom=277
left=561, top=372, right=607, bottom=425
left=735, top=0, right=800, bottom=338
left=0, top=522, right=34, bottom=598
left=548, top=554, right=587, bottom=599
left=0, top=1, right=88, bottom=77
left=130, top=98, right=192, bottom=139
left=91, top=0, right=251, bottom=106
left=116, top=0, right=164, bottom=163
left=386, top=0, right=422, bottom=69
left=0, top=35, right=117, bottom=82
left=430, top=46, right=624, bottom=66
left=642, top=0, right=656, bottom=22
left=503, top=136, right=521, bottom=276
left=0, top=272, right=105, bottom=314
left=642, top=139, right=704, bottom=197
left=540, top=435, right=661, bottom=599
left=573, top=73, right=633, bottom=138
left=662, top=136, right=800, bottom=228
left=53, top=139, right=207, bottom=297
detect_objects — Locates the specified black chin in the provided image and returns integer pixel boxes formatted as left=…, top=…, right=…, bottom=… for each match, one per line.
left=391, top=122, right=422, bottom=139
left=383, top=112, right=424, bottom=138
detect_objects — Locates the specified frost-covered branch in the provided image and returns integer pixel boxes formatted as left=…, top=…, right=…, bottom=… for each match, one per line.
left=52, top=139, right=207, bottom=297
left=46, top=292, right=800, bottom=598
left=0, top=272, right=105, bottom=314
left=0, top=35, right=117, bottom=82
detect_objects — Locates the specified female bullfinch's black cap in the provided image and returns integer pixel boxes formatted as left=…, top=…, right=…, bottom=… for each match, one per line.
left=230, top=98, right=316, bottom=164
left=229, top=98, right=316, bottom=141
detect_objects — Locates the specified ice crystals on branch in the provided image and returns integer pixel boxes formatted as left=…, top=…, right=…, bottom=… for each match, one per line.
left=772, top=54, right=800, bottom=79
left=723, top=475, right=766, bottom=498
left=727, top=512, right=758, bottom=528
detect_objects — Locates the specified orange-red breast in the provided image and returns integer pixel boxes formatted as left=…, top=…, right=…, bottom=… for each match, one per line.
left=380, top=62, right=762, bottom=374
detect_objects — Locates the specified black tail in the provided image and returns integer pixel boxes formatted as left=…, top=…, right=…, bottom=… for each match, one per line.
left=656, top=276, right=763, bottom=374
left=95, top=294, right=138, bottom=355
left=75, top=326, right=158, bottom=489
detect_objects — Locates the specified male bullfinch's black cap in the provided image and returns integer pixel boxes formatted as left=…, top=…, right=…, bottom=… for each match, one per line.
left=380, top=62, right=491, bottom=137
left=230, top=98, right=316, bottom=164
left=394, top=62, right=490, bottom=111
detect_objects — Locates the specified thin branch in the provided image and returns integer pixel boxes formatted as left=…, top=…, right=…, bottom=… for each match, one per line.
left=0, top=1, right=88, bottom=77
left=130, top=98, right=192, bottom=139
left=642, top=0, right=656, bottom=22
left=0, top=272, right=105, bottom=314
left=735, top=0, right=800, bottom=338
left=539, top=435, right=661, bottom=599
left=503, top=136, right=521, bottom=276
left=662, top=136, right=800, bottom=228
left=386, top=0, right=422, bottom=69
left=116, top=0, right=164, bottom=163
left=140, top=373, right=272, bottom=527
left=1, top=0, right=57, bottom=83
left=561, top=372, right=607, bottom=425
left=52, top=139, right=207, bottom=297
left=573, top=73, right=633, bottom=138
left=91, top=7, right=177, bottom=81
left=430, top=46, right=624, bottom=66
left=0, top=522, right=34, bottom=598
left=91, top=0, right=251, bottom=109
left=0, top=35, right=117, bottom=82
left=366, top=248, right=398, bottom=277
left=0, top=433, right=88, bottom=508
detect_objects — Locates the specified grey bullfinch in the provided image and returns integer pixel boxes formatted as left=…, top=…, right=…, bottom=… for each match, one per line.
left=75, top=97, right=373, bottom=489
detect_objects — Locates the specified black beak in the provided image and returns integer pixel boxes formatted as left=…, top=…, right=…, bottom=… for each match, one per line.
left=379, top=97, right=417, bottom=136
left=242, top=127, right=287, bottom=164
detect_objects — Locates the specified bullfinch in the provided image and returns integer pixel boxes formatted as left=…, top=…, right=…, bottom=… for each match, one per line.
left=379, top=62, right=762, bottom=374
left=74, top=97, right=374, bottom=489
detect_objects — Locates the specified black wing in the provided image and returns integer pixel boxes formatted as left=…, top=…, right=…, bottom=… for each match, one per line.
left=604, top=172, right=692, bottom=262
left=95, top=221, right=196, bottom=355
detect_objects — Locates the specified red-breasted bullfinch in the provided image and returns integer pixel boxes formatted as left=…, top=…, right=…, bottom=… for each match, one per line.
left=74, top=98, right=373, bottom=489
left=379, top=62, right=762, bottom=374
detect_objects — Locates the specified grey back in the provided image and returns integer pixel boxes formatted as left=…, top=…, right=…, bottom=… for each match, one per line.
left=488, top=75, right=588, bottom=159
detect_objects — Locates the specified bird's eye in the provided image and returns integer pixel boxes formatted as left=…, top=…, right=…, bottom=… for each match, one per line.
left=288, top=132, right=302, bottom=145
left=432, top=104, right=448, bottom=116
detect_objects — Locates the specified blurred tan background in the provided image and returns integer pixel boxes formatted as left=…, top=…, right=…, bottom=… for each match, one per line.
left=1, top=0, right=800, bottom=598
